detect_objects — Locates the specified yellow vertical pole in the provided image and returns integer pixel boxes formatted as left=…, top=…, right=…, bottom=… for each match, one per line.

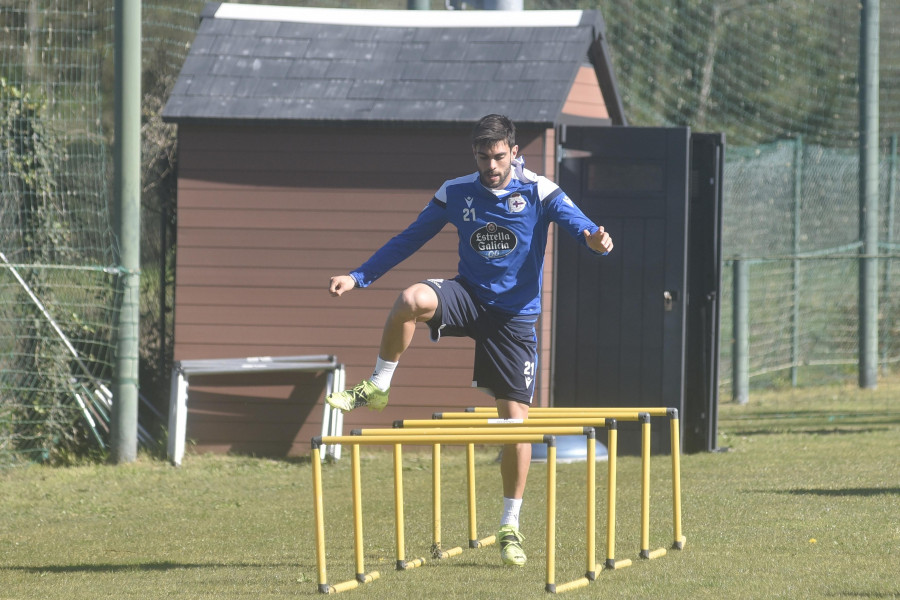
left=465, top=443, right=494, bottom=548
left=311, top=442, right=330, bottom=593
left=670, top=411, right=686, bottom=549
left=641, top=414, right=651, bottom=556
left=586, top=431, right=596, bottom=579
left=431, top=441, right=462, bottom=560
left=466, top=443, right=478, bottom=546
left=545, top=437, right=557, bottom=593
left=432, top=443, right=442, bottom=556
left=351, top=443, right=365, bottom=578
left=604, top=420, right=631, bottom=569
left=606, top=421, right=617, bottom=567
left=394, top=443, right=406, bottom=568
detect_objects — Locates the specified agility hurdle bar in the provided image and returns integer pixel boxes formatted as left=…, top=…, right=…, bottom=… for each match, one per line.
left=354, top=426, right=594, bottom=560
left=465, top=406, right=671, bottom=415
left=453, top=406, right=686, bottom=551
left=391, top=418, right=615, bottom=555
left=391, top=416, right=655, bottom=568
left=352, top=424, right=607, bottom=590
left=312, top=432, right=568, bottom=594
left=358, top=423, right=603, bottom=555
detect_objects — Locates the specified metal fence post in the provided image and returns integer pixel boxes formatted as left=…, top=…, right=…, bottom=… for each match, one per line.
left=111, top=0, right=141, bottom=463
left=858, top=0, right=880, bottom=389
left=883, top=134, right=897, bottom=372
left=732, top=259, right=749, bottom=404
left=792, top=136, right=803, bottom=386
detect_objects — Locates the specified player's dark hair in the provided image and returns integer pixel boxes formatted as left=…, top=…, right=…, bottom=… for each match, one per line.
left=472, top=114, right=516, bottom=151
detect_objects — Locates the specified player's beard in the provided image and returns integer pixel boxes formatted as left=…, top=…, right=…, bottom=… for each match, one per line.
left=480, top=163, right=512, bottom=189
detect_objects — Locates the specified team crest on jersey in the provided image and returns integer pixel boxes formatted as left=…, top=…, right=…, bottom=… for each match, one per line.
left=507, top=193, right=526, bottom=213
left=470, top=222, right=517, bottom=259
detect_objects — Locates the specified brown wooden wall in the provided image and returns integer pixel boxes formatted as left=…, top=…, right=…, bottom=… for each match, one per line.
left=174, top=122, right=558, bottom=457
left=561, top=65, right=610, bottom=120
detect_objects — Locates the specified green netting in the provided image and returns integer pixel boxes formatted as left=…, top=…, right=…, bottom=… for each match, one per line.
left=0, top=2, right=119, bottom=464
left=588, top=0, right=899, bottom=397
left=2, top=0, right=898, bottom=464
left=718, top=139, right=900, bottom=388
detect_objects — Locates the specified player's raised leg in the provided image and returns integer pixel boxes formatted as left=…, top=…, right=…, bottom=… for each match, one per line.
left=326, top=283, right=438, bottom=412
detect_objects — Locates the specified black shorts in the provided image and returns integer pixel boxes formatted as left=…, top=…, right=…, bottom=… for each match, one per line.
left=422, top=278, right=538, bottom=405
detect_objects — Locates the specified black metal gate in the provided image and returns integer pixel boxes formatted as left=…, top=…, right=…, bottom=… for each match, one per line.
left=552, top=126, right=723, bottom=454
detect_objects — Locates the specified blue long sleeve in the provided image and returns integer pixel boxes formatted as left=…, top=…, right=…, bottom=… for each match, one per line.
left=350, top=200, right=448, bottom=288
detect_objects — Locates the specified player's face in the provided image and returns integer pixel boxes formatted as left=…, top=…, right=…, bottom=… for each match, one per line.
left=474, top=141, right=518, bottom=189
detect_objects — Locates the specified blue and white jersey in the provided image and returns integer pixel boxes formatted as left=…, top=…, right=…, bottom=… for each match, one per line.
left=350, top=157, right=604, bottom=316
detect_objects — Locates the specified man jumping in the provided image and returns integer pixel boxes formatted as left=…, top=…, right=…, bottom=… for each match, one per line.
left=326, top=114, right=613, bottom=567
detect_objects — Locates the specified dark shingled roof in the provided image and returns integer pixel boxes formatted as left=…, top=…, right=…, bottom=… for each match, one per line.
left=162, top=3, right=624, bottom=126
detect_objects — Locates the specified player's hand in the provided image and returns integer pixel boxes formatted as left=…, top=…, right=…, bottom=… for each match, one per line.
left=584, top=226, right=613, bottom=254
left=329, top=275, right=357, bottom=297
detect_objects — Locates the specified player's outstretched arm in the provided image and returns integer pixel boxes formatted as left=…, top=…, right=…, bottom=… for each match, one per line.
left=329, top=275, right=357, bottom=297
left=583, top=226, right=614, bottom=254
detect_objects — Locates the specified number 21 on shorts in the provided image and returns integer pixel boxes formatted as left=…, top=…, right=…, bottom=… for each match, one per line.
left=523, top=361, right=535, bottom=388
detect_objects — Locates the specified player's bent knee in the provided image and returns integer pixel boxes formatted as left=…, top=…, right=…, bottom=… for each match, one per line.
left=396, top=284, right=438, bottom=318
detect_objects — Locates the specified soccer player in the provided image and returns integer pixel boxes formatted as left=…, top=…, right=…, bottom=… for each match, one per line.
left=326, top=114, right=613, bottom=567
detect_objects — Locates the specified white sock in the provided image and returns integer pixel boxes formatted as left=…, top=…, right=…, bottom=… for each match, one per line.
left=500, top=497, right=522, bottom=528
left=369, top=356, right=398, bottom=391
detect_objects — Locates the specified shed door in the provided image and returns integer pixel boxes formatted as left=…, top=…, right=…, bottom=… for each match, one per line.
left=553, top=127, right=690, bottom=454
left=684, top=133, right=725, bottom=453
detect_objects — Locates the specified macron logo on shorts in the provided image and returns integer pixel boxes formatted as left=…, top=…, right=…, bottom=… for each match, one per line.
left=427, top=279, right=444, bottom=288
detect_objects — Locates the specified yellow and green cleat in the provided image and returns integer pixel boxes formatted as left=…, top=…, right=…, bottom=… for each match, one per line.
left=325, top=379, right=389, bottom=412
left=498, top=524, right=527, bottom=567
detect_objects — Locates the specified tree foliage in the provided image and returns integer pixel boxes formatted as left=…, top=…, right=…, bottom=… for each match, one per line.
left=0, top=78, right=89, bottom=461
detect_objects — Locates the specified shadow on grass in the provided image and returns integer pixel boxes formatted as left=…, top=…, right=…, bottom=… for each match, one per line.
left=726, top=427, right=892, bottom=436
left=436, top=559, right=523, bottom=572
left=780, top=487, right=900, bottom=497
left=720, top=411, right=900, bottom=428
left=827, top=593, right=900, bottom=598
left=0, top=561, right=296, bottom=574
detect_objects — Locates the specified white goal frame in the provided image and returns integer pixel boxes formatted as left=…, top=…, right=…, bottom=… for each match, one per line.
left=167, top=354, right=345, bottom=465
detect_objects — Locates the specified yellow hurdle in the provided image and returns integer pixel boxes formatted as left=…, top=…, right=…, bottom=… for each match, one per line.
left=311, top=432, right=565, bottom=594
left=356, top=425, right=598, bottom=437
left=312, top=406, right=686, bottom=594
left=444, top=407, right=686, bottom=554
left=349, top=425, right=594, bottom=563
left=359, top=421, right=620, bottom=592
left=384, top=418, right=612, bottom=569
left=353, top=424, right=600, bottom=558
left=463, top=406, right=672, bottom=417
left=393, top=418, right=609, bottom=428
left=397, top=414, right=668, bottom=563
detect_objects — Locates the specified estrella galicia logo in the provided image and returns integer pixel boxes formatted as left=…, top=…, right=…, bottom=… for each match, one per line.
left=470, top=222, right=517, bottom=259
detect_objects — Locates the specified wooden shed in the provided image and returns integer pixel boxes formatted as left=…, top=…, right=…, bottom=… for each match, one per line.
left=162, top=2, right=625, bottom=458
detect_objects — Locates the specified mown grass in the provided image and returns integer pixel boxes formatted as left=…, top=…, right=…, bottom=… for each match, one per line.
left=1, top=377, right=898, bottom=600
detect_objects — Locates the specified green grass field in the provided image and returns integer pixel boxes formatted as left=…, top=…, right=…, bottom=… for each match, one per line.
left=1, top=378, right=898, bottom=599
